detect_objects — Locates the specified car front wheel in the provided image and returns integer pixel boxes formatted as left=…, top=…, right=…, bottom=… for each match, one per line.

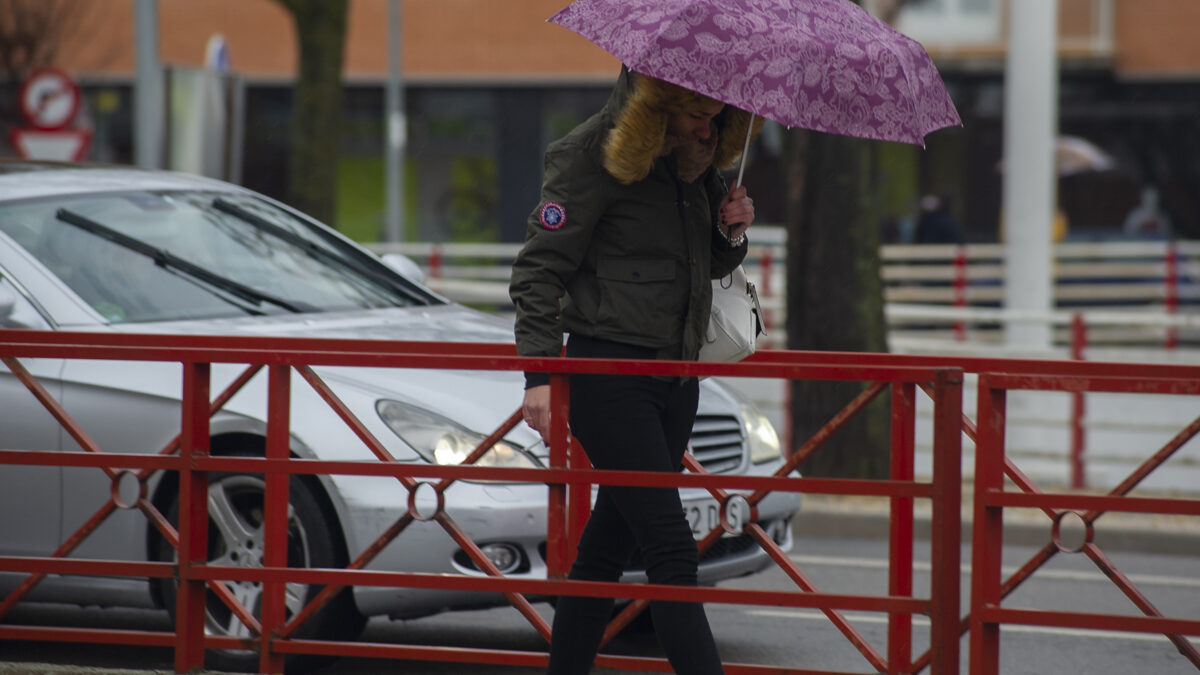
left=156, top=455, right=365, bottom=673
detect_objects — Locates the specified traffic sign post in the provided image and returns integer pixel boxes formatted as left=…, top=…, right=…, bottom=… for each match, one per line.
left=8, top=67, right=91, bottom=162
left=8, top=128, right=92, bottom=162
left=18, top=67, right=82, bottom=130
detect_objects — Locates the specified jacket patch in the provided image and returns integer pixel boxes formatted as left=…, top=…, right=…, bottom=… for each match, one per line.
left=539, top=201, right=566, bottom=230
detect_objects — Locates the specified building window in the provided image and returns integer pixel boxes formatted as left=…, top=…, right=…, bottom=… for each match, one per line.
left=896, top=0, right=1001, bottom=44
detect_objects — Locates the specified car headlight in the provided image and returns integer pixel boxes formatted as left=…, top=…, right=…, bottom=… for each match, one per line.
left=375, top=399, right=540, bottom=474
left=741, top=404, right=782, bottom=464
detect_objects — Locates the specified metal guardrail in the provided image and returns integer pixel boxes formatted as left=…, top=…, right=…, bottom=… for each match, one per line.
left=368, top=238, right=1200, bottom=349
left=1, top=333, right=1197, bottom=673
left=0, top=331, right=964, bottom=674
left=971, top=368, right=1200, bottom=673
left=751, top=349, right=1200, bottom=672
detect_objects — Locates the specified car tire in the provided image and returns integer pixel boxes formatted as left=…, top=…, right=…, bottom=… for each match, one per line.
left=155, top=453, right=366, bottom=673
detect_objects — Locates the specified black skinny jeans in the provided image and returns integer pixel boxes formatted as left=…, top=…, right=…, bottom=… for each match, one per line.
left=546, top=335, right=723, bottom=675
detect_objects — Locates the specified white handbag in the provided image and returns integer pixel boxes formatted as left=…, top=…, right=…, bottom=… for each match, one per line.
left=698, top=265, right=765, bottom=363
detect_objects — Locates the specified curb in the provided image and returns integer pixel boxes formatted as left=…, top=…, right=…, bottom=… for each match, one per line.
left=0, top=663, right=232, bottom=675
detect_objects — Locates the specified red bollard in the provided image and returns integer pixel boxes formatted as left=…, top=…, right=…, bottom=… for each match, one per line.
left=428, top=244, right=443, bottom=280
left=953, top=245, right=968, bottom=341
left=1165, top=241, right=1179, bottom=349
left=1070, top=313, right=1087, bottom=489
left=760, top=248, right=774, bottom=338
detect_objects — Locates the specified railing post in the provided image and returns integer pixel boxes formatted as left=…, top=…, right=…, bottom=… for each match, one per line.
left=566, top=432, right=589, bottom=573
left=929, top=368, right=963, bottom=674
left=176, top=361, right=210, bottom=674
left=969, top=374, right=1006, bottom=675
left=544, top=373, right=572, bottom=579
left=888, top=383, right=916, bottom=674
left=1070, top=313, right=1087, bottom=489
left=1164, top=240, right=1179, bottom=349
left=428, top=243, right=443, bottom=280
left=260, top=365, right=291, bottom=674
left=953, top=244, right=969, bottom=341
left=760, top=248, right=774, bottom=336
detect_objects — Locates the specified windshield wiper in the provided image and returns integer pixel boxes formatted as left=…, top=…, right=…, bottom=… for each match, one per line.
left=55, top=208, right=308, bottom=314
left=211, top=198, right=433, bottom=305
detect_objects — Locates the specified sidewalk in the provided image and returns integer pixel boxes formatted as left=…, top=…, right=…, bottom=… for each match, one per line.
left=794, top=488, right=1200, bottom=557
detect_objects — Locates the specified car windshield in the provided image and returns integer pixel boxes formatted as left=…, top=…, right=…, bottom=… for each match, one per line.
left=0, top=190, right=433, bottom=323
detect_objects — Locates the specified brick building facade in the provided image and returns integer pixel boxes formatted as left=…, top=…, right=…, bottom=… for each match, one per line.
left=6, top=0, right=1198, bottom=241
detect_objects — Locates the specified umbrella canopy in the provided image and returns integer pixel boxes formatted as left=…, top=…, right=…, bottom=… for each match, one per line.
left=995, top=136, right=1119, bottom=177
left=549, top=0, right=962, bottom=147
left=1056, top=135, right=1116, bottom=176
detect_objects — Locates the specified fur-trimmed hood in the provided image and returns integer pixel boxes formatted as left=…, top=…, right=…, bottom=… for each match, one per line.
left=601, top=67, right=764, bottom=185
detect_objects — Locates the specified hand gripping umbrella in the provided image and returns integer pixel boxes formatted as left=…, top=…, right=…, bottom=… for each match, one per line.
left=549, top=0, right=962, bottom=183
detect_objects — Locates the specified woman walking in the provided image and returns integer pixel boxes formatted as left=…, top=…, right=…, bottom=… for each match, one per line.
left=510, top=66, right=761, bottom=674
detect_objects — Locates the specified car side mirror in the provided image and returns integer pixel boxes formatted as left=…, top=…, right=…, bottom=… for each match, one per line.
left=380, top=253, right=426, bottom=285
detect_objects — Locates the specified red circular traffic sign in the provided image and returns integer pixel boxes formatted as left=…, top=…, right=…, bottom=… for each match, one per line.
left=18, top=67, right=81, bottom=131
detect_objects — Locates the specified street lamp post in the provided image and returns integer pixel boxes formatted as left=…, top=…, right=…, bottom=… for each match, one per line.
left=384, top=0, right=407, bottom=242
left=1002, top=0, right=1059, bottom=350
left=134, top=0, right=164, bottom=169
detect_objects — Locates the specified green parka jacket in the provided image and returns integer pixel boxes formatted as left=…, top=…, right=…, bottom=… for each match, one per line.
left=509, top=68, right=761, bottom=387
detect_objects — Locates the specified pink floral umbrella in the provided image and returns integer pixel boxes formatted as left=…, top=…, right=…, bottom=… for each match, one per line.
left=550, top=0, right=962, bottom=156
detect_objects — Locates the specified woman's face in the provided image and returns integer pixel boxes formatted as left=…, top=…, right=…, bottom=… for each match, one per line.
left=666, top=100, right=725, bottom=141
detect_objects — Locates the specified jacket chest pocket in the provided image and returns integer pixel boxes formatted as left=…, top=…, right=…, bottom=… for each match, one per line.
left=595, top=257, right=685, bottom=335
left=597, top=257, right=674, bottom=284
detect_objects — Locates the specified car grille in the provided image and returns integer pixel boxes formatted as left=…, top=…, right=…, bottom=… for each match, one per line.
left=688, top=413, right=745, bottom=474
left=699, top=532, right=760, bottom=563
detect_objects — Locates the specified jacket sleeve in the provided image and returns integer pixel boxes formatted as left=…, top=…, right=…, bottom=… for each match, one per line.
left=706, top=170, right=748, bottom=279
left=509, top=144, right=606, bottom=387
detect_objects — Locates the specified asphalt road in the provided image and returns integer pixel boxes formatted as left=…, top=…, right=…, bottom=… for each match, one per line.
left=1, top=534, right=1197, bottom=674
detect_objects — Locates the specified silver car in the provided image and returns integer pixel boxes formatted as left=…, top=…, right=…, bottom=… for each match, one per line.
left=0, top=161, right=800, bottom=672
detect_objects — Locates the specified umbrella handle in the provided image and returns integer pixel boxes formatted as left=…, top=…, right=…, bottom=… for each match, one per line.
left=734, top=113, right=755, bottom=189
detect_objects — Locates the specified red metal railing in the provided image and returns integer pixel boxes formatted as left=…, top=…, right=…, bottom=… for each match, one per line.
left=970, top=368, right=1200, bottom=674
left=1, top=331, right=1197, bottom=673
left=1165, top=240, right=1180, bottom=349
left=753, top=349, right=1200, bottom=673
left=0, top=330, right=963, bottom=674
left=1068, top=313, right=1088, bottom=489
left=952, top=244, right=969, bottom=341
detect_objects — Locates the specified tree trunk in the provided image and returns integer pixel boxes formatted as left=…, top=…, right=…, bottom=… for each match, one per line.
left=276, top=0, right=349, bottom=227
left=785, top=129, right=891, bottom=479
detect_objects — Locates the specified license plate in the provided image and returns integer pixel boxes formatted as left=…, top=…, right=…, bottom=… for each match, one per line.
left=683, top=495, right=750, bottom=540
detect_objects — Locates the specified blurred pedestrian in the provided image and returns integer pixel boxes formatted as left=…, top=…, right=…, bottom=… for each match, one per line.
left=1122, top=186, right=1173, bottom=239
left=915, top=192, right=964, bottom=244
left=509, top=66, right=760, bottom=674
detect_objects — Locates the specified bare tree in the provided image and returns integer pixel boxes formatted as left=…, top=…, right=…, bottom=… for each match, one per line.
left=785, top=129, right=893, bottom=479
left=0, top=0, right=90, bottom=81
left=272, top=0, right=349, bottom=227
